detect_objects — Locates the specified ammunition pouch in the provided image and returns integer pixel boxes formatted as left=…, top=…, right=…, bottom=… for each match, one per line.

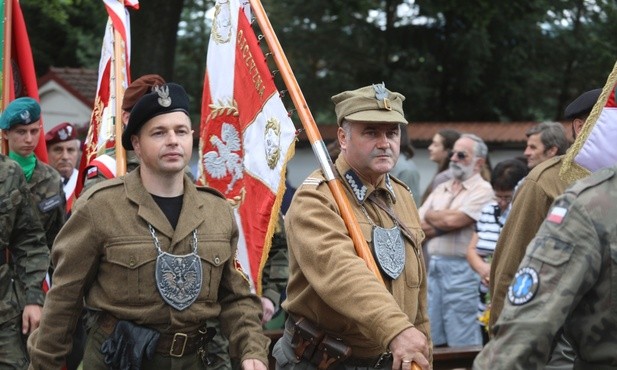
left=290, top=316, right=351, bottom=370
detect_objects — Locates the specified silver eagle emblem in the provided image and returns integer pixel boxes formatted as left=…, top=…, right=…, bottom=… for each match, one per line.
left=154, top=85, right=172, bottom=107
left=204, top=123, right=243, bottom=193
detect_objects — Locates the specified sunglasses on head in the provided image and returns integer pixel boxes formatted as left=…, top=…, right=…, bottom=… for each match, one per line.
left=449, top=150, right=468, bottom=160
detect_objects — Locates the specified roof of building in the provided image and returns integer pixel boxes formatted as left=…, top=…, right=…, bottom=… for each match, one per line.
left=38, top=67, right=98, bottom=108
left=298, top=121, right=573, bottom=149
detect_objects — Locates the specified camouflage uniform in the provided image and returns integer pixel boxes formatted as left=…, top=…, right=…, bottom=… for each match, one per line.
left=261, top=213, right=289, bottom=315
left=474, top=165, right=617, bottom=369
left=0, top=155, right=49, bottom=370
left=27, top=161, right=66, bottom=250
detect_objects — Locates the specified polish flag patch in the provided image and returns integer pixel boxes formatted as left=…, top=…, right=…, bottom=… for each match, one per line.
left=547, top=206, right=568, bottom=224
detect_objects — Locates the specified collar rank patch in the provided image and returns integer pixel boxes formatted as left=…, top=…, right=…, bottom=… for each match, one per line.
left=547, top=206, right=568, bottom=224
left=508, top=266, right=539, bottom=305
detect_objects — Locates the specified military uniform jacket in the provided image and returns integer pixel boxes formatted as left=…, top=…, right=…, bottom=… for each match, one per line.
left=0, top=155, right=49, bottom=323
left=489, top=156, right=573, bottom=329
left=28, top=169, right=269, bottom=369
left=283, top=156, right=431, bottom=358
left=475, top=165, right=617, bottom=369
left=28, top=160, right=66, bottom=250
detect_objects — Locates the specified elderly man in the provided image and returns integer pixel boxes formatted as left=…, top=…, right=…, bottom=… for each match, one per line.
left=419, top=133, right=494, bottom=347
left=45, top=122, right=80, bottom=211
left=523, top=121, right=569, bottom=169
left=273, top=83, right=431, bottom=370
left=0, top=97, right=65, bottom=250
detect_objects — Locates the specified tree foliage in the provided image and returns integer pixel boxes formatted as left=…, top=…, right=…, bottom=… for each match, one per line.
left=21, top=0, right=617, bottom=124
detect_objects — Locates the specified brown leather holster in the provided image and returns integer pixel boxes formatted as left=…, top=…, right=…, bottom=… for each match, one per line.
left=290, top=316, right=351, bottom=370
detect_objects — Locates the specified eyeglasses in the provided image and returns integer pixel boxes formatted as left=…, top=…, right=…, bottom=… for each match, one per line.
left=494, top=194, right=513, bottom=203
left=449, top=151, right=468, bottom=160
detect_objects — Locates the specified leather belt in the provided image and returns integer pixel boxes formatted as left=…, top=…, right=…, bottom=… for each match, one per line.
left=97, top=312, right=206, bottom=357
left=344, top=352, right=393, bottom=368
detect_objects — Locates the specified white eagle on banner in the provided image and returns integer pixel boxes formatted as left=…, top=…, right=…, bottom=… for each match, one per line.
left=203, top=123, right=244, bottom=193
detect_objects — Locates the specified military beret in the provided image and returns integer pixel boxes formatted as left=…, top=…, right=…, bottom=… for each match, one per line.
left=122, top=83, right=190, bottom=150
left=45, top=122, right=77, bottom=145
left=332, top=82, right=407, bottom=126
left=122, top=74, right=166, bottom=111
left=564, top=88, right=601, bottom=119
left=0, top=97, right=41, bottom=130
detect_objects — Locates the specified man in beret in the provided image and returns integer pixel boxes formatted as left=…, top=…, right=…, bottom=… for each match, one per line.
left=81, top=74, right=166, bottom=192
left=0, top=97, right=66, bottom=251
left=488, top=88, right=602, bottom=367
left=45, top=122, right=80, bottom=211
left=28, top=83, right=270, bottom=370
left=272, top=83, right=431, bottom=370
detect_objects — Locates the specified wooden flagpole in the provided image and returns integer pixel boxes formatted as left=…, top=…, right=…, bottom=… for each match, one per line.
left=248, top=0, right=384, bottom=285
left=0, top=0, right=12, bottom=155
left=111, top=25, right=126, bottom=176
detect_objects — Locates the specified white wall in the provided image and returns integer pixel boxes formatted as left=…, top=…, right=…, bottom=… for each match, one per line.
left=39, top=81, right=93, bottom=132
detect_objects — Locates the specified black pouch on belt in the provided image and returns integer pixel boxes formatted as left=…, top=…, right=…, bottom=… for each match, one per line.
left=291, top=317, right=325, bottom=361
left=100, top=320, right=160, bottom=370
left=310, top=335, right=351, bottom=370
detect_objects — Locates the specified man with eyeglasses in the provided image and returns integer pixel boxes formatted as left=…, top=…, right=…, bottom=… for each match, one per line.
left=419, top=134, right=494, bottom=347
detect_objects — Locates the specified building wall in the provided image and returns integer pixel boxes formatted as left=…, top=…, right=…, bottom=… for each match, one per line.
left=39, top=80, right=92, bottom=132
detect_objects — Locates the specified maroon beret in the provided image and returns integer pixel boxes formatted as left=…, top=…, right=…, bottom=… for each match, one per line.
left=122, top=74, right=166, bottom=111
left=45, top=122, right=77, bottom=145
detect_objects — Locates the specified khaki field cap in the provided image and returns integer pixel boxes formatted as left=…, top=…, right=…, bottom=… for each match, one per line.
left=332, top=82, right=407, bottom=126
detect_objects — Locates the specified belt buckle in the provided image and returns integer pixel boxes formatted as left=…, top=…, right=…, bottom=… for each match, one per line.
left=170, top=332, right=188, bottom=357
left=373, top=352, right=391, bottom=368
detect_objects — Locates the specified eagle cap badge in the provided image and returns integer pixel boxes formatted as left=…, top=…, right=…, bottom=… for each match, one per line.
left=373, top=82, right=392, bottom=111
left=154, top=85, right=172, bottom=107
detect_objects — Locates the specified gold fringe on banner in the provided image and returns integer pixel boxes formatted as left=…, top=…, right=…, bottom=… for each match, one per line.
left=560, top=60, right=617, bottom=183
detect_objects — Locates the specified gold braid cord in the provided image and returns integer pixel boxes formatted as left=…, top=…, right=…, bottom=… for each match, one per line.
left=560, top=60, right=617, bottom=183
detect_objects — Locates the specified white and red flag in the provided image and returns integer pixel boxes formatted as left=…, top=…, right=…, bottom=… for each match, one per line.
left=561, top=61, right=617, bottom=180
left=198, top=0, right=296, bottom=294
left=75, top=0, right=137, bottom=197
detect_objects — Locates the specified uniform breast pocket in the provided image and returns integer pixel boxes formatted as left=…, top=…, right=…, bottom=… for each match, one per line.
left=104, top=241, right=158, bottom=305
left=197, top=238, right=232, bottom=302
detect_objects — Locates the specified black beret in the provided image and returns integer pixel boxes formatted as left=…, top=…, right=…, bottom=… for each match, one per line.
left=564, top=88, right=601, bottom=119
left=122, top=83, right=189, bottom=150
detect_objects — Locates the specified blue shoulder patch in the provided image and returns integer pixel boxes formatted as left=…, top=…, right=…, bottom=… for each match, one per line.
left=507, top=266, right=539, bottom=305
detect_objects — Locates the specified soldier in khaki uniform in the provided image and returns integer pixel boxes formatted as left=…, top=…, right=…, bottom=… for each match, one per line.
left=27, top=83, right=269, bottom=370
left=0, top=155, right=49, bottom=370
left=474, top=164, right=617, bottom=369
left=273, top=83, right=431, bottom=370
left=1, top=98, right=66, bottom=250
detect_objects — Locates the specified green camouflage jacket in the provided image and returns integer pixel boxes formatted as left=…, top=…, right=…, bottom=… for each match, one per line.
left=28, top=161, right=66, bottom=250
left=474, top=165, right=617, bottom=369
left=0, top=155, right=49, bottom=323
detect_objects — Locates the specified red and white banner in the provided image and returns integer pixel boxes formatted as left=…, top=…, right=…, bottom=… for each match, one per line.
left=572, top=82, right=617, bottom=172
left=198, top=0, right=296, bottom=294
left=2, top=0, right=48, bottom=162
left=76, top=0, right=137, bottom=196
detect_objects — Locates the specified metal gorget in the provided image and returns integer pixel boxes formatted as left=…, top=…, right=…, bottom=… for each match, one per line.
left=360, top=203, right=405, bottom=279
left=149, top=224, right=202, bottom=311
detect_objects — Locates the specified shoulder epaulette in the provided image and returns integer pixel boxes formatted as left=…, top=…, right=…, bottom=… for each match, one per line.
left=196, top=185, right=225, bottom=199
left=81, top=177, right=124, bottom=200
left=300, top=176, right=326, bottom=188
left=566, top=167, right=615, bottom=196
left=389, top=175, right=411, bottom=191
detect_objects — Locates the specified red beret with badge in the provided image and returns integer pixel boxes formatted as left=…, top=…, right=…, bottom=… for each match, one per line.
left=45, top=122, right=77, bottom=145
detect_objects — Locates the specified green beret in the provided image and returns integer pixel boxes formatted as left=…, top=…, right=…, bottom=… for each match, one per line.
left=122, top=83, right=189, bottom=150
left=0, top=97, right=41, bottom=130
left=332, top=82, right=407, bottom=126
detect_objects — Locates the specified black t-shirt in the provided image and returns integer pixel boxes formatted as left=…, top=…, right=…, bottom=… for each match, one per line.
left=151, top=194, right=183, bottom=229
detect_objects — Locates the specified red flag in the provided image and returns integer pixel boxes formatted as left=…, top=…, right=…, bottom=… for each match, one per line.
left=2, top=0, right=48, bottom=161
left=198, top=0, right=296, bottom=294
left=74, top=0, right=137, bottom=197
